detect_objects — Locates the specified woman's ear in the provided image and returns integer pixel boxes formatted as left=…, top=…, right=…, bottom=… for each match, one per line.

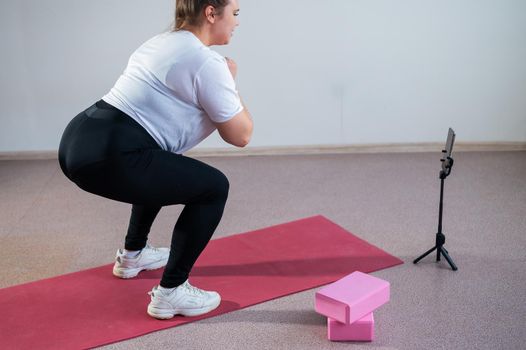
left=204, top=5, right=216, bottom=23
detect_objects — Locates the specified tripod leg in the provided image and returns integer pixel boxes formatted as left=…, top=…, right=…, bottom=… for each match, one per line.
left=413, top=246, right=438, bottom=264
left=439, top=247, right=458, bottom=271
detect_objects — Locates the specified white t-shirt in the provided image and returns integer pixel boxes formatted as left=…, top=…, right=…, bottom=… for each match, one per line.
left=103, top=30, right=243, bottom=154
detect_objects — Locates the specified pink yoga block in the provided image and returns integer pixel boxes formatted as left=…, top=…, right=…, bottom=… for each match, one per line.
left=328, top=313, right=374, bottom=342
left=315, top=271, right=389, bottom=324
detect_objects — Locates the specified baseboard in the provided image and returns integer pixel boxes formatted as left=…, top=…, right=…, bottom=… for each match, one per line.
left=0, top=151, right=59, bottom=161
left=1, top=142, right=525, bottom=160
left=185, top=142, right=526, bottom=157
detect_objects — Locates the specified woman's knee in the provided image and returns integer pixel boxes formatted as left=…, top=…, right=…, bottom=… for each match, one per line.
left=211, top=169, right=230, bottom=200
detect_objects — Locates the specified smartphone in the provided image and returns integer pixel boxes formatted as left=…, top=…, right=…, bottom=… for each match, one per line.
left=442, top=128, right=455, bottom=172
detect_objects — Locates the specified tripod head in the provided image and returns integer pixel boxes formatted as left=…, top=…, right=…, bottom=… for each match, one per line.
left=440, top=128, right=455, bottom=179
left=440, top=154, right=454, bottom=179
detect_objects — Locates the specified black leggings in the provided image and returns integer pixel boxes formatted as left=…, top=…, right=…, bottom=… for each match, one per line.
left=58, top=100, right=229, bottom=288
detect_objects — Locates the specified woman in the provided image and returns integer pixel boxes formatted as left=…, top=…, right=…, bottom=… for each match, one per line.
left=58, top=0, right=252, bottom=320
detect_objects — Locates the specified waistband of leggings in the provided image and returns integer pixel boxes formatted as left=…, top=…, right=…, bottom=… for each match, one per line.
left=85, top=99, right=161, bottom=150
left=84, top=99, right=121, bottom=118
left=96, top=99, right=117, bottom=110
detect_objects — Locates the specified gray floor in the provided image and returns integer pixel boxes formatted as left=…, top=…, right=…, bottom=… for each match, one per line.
left=1, top=151, right=525, bottom=350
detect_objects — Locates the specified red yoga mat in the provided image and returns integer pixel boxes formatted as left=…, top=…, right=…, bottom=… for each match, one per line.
left=0, top=215, right=403, bottom=349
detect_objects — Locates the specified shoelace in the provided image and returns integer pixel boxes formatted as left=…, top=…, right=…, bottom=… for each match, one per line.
left=182, top=281, right=206, bottom=296
left=144, top=244, right=161, bottom=253
left=148, top=282, right=205, bottom=298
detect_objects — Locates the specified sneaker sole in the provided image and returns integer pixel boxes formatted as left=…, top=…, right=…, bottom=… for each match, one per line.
left=112, top=259, right=168, bottom=279
left=147, top=297, right=221, bottom=320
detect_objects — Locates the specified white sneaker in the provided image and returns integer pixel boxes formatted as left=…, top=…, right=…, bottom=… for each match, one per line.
left=147, top=280, right=221, bottom=319
left=112, top=244, right=169, bottom=279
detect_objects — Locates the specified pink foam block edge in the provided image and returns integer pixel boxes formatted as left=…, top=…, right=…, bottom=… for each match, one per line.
left=315, top=271, right=390, bottom=323
left=328, top=313, right=374, bottom=342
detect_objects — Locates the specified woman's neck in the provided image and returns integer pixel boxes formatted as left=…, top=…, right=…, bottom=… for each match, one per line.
left=180, top=25, right=212, bottom=46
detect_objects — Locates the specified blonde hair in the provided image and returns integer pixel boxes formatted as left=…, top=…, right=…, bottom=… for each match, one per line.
left=173, top=0, right=230, bottom=31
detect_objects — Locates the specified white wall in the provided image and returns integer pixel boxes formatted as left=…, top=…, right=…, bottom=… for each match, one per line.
left=1, top=0, right=525, bottom=152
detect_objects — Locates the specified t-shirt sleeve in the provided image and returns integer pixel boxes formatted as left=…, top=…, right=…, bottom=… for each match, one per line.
left=195, top=56, right=244, bottom=123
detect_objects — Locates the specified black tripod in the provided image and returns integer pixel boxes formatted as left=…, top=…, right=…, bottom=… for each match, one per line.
left=413, top=154, right=458, bottom=271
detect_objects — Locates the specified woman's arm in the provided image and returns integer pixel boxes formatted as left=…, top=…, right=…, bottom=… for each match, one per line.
left=214, top=99, right=253, bottom=147
left=214, top=57, right=253, bottom=148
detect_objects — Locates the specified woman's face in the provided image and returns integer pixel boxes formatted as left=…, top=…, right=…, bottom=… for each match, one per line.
left=211, top=0, right=240, bottom=45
